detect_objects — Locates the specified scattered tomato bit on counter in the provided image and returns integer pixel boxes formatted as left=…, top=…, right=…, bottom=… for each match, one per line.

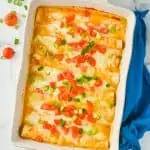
left=2, top=47, right=15, bottom=59
left=4, top=11, right=18, bottom=27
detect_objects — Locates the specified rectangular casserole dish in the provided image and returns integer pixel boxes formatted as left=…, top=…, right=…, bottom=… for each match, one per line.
left=11, top=0, right=136, bottom=150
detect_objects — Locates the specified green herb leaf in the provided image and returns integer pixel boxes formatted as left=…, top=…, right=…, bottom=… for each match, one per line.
left=43, top=85, right=50, bottom=91
left=38, top=119, right=44, bottom=124
left=76, top=75, right=93, bottom=84
left=60, top=119, right=66, bottom=127
left=61, top=39, right=67, bottom=45
left=14, top=38, right=19, bottom=45
left=106, top=83, right=111, bottom=88
left=24, top=5, right=28, bottom=10
left=0, top=19, right=3, bottom=23
left=79, top=128, right=83, bottom=134
left=86, top=128, right=98, bottom=135
left=109, top=25, right=117, bottom=33
left=81, top=41, right=95, bottom=55
left=74, top=98, right=80, bottom=102
left=38, top=66, right=44, bottom=71
left=53, top=101, right=61, bottom=108
left=82, top=93, right=86, bottom=98
left=13, top=0, right=22, bottom=6
left=62, top=81, right=69, bottom=86
left=8, top=0, right=13, bottom=3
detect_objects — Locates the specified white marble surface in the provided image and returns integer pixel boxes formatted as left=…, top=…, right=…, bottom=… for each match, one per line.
left=0, top=0, right=150, bottom=150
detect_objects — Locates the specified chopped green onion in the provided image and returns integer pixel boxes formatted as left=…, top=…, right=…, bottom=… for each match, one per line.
left=0, top=19, right=3, bottom=23
left=38, top=66, right=44, bottom=71
left=62, top=81, right=69, bottom=86
left=81, top=41, right=95, bottom=55
left=13, top=0, right=23, bottom=6
left=15, top=24, right=19, bottom=29
left=109, top=25, right=117, bottom=33
left=60, top=119, right=66, bottom=127
left=8, top=0, right=13, bottom=3
left=53, top=42, right=58, bottom=48
left=106, top=83, right=111, bottom=88
left=82, top=93, right=86, bottom=98
left=38, top=119, right=44, bottom=124
left=79, top=128, right=83, bottom=134
left=86, top=128, right=98, bottom=135
left=61, top=39, right=67, bottom=45
left=74, top=98, right=80, bottom=102
left=53, top=101, right=61, bottom=108
left=24, top=5, right=28, bottom=10
left=76, top=75, right=93, bottom=84
left=14, top=38, right=19, bottom=45
left=43, top=85, right=50, bottom=91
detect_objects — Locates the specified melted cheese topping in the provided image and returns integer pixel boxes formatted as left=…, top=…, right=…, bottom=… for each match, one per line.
left=21, top=6, right=127, bottom=150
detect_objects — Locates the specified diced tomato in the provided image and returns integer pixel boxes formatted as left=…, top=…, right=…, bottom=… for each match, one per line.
left=43, top=121, right=52, bottom=130
left=75, top=26, right=85, bottom=34
left=49, top=82, right=56, bottom=88
left=57, top=73, right=64, bottom=81
left=54, top=119, right=61, bottom=125
left=79, top=64, right=87, bottom=73
left=79, top=113, right=86, bottom=119
left=66, top=14, right=75, bottom=25
left=99, top=27, right=108, bottom=34
left=71, top=126, right=81, bottom=138
left=58, top=86, right=68, bottom=92
left=87, top=114, right=96, bottom=123
left=58, top=92, right=71, bottom=101
left=54, top=54, right=64, bottom=61
left=50, top=125, right=59, bottom=136
left=84, top=9, right=91, bottom=17
left=94, top=44, right=106, bottom=54
left=69, top=80, right=77, bottom=88
left=41, top=103, right=53, bottom=110
left=60, top=22, right=64, bottom=28
left=63, top=71, right=74, bottom=80
left=62, top=111, right=72, bottom=117
left=4, top=11, right=18, bottom=26
left=35, top=88, right=43, bottom=94
left=64, top=105, right=75, bottom=112
left=75, top=55, right=86, bottom=64
left=56, top=38, right=62, bottom=45
left=87, top=56, right=96, bottom=66
left=66, top=58, right=72, bottom=63
left=62, top=126, right=69, bottom=134
left=87, top=101, right=94, bottom=114
left=35, top=136, right=43, bottom=142
left=76, top=86, right=85, bottom=94
left=2, top=47, right=15, bottom=59
left=95, top=80, right=103, bottom=87
left=55, top=108, right=61, bottom=116
left=68, top=40, right=87, bottom=50
left=74, top=117, right=82, bottom=125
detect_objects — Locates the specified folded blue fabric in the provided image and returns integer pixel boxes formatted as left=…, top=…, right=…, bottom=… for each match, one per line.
left=120, top=10, right=150, bottom=150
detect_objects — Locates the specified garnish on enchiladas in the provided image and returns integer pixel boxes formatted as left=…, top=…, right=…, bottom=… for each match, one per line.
left=20, top=6, right=127, bottom=150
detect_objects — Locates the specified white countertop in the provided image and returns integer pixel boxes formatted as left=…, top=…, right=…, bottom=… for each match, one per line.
left=0, top=0, right=150, bottom=149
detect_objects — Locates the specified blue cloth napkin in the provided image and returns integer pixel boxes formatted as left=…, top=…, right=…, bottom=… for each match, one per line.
left=120, top=10, right=150, bottom=150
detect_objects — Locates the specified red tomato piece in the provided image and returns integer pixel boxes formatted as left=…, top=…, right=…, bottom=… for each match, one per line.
left=54, top=54, right=64, bottom=61
left=57, top=73, right=64, bottom=81
left=2, top=47, right=15, bottom=59
left=35, top=88, right=44, bottom=95
left=63, top=71, right=74, bottom=80
left=4, top=12, right=18, bottom=26
left=56, top=38, right=62, bottom=45
left=95, top=80, right=103, bottom=87
left=35, top=136, right=43, bottom=142
left=87, top=101, right=94, bottom=114
left=94, top=44, right=107, bottom=54
left=50, top=125, right=60, bottom=136
left=75, top=26, right=85, bottom=34
left=87, top=114, right=96, bottom=123
left=99, top=27, right=109, bottom=34
left=58, top=92, right=71, bottom=101
left=62, top=126, right=69, bottom=134
left=55, top=108, right=61, bottom=116
left=66, top=14, right=75, bottom=25
left=54, top=119, right=61, bottom=125
left=74, top=117, right=82, bottom=125
left=75, top=55, right=86, bottom=64
left=58, top=86, right=68, bottom=92
left=49, top=82, right=56, bottom=88
left=41, top=103, right=53, bottom=110
left=84, top=9, right=91, bottom=17
left=79, top=64, right=87, bottom=73
left=79, top=113, right=86, bottom=119
left=87, top=56, right=96, bottom=66
left=68, top=40, right=87, bottom=50
left=62, top=111, right=72, bottom=117
left=43, top=121, right=52, bottom=130
left=64, top=105, right=75, bottom=112
left=71, top=126, right=81, bottom=138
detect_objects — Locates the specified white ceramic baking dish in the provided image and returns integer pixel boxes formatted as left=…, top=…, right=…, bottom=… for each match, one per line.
left=11, top=0, right=136, bottom=149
